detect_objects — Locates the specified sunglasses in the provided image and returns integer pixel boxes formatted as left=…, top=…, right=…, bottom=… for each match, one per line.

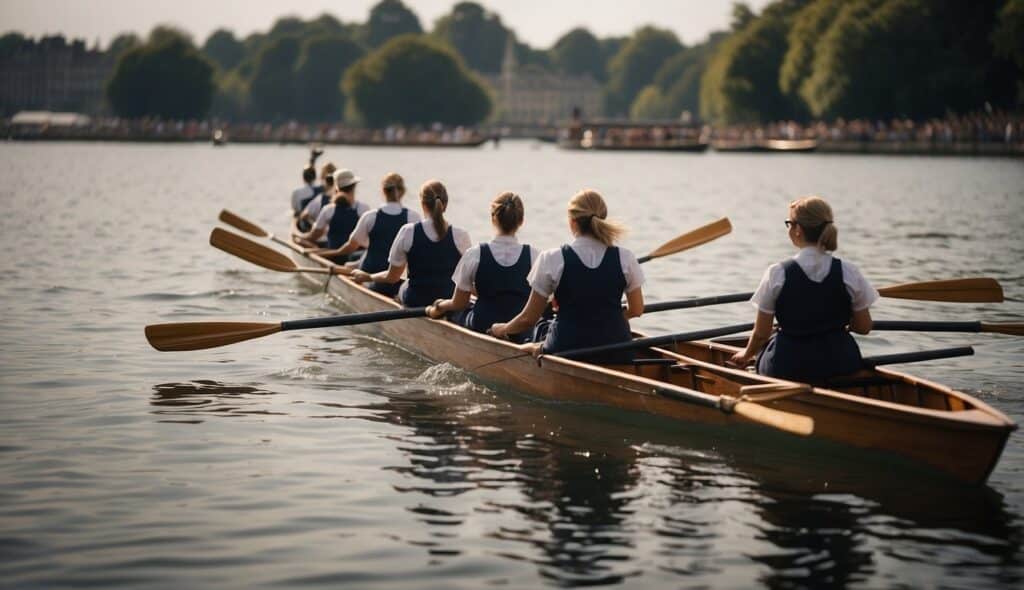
left=784, top=219, right=795, bottom=228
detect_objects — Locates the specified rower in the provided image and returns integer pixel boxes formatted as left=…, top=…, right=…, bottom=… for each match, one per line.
left=350, top=179, right=472, bottom=306
left=297, top=162, right=338, bottom=230
left=489, top=189, right=645, bottom=363
left=727, top=196, right=877, bottom=381
left=291, top=165, right=317, bottom=221
left=426, top=192, right=539, bottom=341
left=293, top=169, right=370, bottom=251
left=310, top=173, right=421, bottom=294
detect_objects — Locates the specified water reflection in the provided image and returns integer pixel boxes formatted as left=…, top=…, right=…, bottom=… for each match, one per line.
left=147, top=375, right=1021, bottom=587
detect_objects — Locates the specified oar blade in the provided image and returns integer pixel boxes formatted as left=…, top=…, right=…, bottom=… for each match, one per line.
left=219, top=209, right=269, bottom=238
left=642, top=217, right=732, bottom=262
left=733, top=401, right=814, bottom=436
left=878, top=278, right=1004, bottom=303
left=210, top=227, right=300, bottom=273
left=146, top=322, right=282, bottom=351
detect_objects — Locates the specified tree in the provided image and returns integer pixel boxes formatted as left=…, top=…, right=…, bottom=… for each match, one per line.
left=731, top=2, right=757, bottom=30
left=343, top=35, right=491, bottom=126
left=604, top=27, right=683, bottom=116
left=551, top=28, right=605, bottom=80
left=107, top=33, right=140, bottom=58
left=432, top=2, right=508, bottom=73
left=248, top=35, right=302, bottom=121
left=366, top=0, right=423, bottom=47
left=779, top=0, right=842, bottom=99
left=700, top=3, right=806, bottom=124
left=800, top=0, right=1012, bottom=119
left=634, top=33, right=726, bottom=121
left=630, top=86, right=673, bottom=119
left=0, top=32, right=28, bottom=58
left=107, top=32, right=214, bottom=119
left=202, top=29, right=245, bottom=72
left=294, top=35, right=365, bottom=122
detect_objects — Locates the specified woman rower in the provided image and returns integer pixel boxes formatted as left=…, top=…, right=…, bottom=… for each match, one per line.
left=489, top=189, right=644, bottom=363
left=426, top=192, right=539, bottom=340
left=350, top=179, right=472, bottom=306
left=293, top=169, right=370, bottom=252
left=727, top=196, right=877, bottom=381
left=311, top=173, right=421, bottom=295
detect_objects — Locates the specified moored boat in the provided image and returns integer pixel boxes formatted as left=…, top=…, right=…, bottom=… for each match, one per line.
left=275, top=238, right=1015, bottom=484
left=712, top=138, right=820, bottom=153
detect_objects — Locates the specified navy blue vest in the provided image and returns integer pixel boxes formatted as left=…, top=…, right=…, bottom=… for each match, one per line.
left=757, top=258, right=863, bottom=381
left=544, top=245, right=632, bottom=364
left=298, top=184, right=321, bottom=212
left=465, top=243, right=532, bottom=337
left=360, top=208, right=408, bottom=297
left=400, top=222, right=462, bottom=307
left=326, top=202, right=360, bottom=249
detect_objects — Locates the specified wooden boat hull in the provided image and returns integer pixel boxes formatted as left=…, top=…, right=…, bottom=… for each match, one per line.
left=559, top=140, right=709, bottom=152
left=281, top=244, right=1014, bottom=484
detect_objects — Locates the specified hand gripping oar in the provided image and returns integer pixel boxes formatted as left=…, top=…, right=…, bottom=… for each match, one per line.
left=210, top=227, right=339, bottom=274
left=145, top=308, right=428, bottom=351
left=637, top=217, right=732, bottom=263
left=642, top=277, right=1006, bottom=313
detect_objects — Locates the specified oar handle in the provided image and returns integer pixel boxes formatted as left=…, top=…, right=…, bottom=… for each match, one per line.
left=862, top=346, right=974, bottom=368
left=637, top=254, right=653, bottom=264
left=644, top=292, right=754, bottom=313
left=554, top=323, right=755, bottom=361
left=281, top=307, right=428, bottom=331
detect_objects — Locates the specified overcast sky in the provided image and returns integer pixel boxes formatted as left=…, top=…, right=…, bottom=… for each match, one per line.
left=1, top=0, right=773, bottom=49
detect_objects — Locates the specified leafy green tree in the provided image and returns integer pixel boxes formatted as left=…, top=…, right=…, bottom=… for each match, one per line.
left=343, top=35, right=491, bottom=126
left=779, top=0, right=842, bottom=98
left=700, top=3, right=806, bottom=124
left=605, top=26, right=683, bottom=116
left=210, top=70, right=249, bottom=120
left=551, top=28, right=605, bottom=80
left=107, top=31, right=214, bottom=119
left=432, top=2, right=508, bottom=73
left=630, top=86, right=673, bottom=119
left=249, top=35, right=302, bottom=121
left=107, top=33, right=140, bottom=58
left=800, top=0, right=1011, bottom=119
left=294, top=35, right=365, bottom=122
left=202, top=29, right=245, bottom=72
left=635, top=33, right=726, bottom=121
left=0, top=32, right=28, bottom=58
left=366, top=0, right=423, bottom=47
left=148, top=25, right=193, bottom=46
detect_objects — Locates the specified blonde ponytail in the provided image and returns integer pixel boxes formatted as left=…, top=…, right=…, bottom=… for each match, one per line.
left=420, top=179, right=449, bottom=237
left=568, top=189, right=625, bottom=246
left=382, top=172, right=405, bottom=202
left=790, top=196, right=838, bottom=251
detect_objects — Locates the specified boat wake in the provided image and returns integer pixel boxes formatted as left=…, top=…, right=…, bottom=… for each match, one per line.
left=416, top=362, right=494, bottom=398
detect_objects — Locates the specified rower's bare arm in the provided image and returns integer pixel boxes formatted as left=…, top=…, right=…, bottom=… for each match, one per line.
left=355, top=264, right=405, bottom=285
left=728, top=310, right=774, bottom=368
left=624, top=287, right=644, bottom=319
left=311, top=237, right=359, bottom=258
left=427, top=289, right=471, bottom=318
left=849, top=307, right=873, bottom=334
left=493, top=291, right=548, bottom=337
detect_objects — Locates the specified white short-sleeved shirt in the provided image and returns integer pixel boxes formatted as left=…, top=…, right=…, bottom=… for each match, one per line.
left=388, top=219, right=472, bottom=267
left=750, top=247, right=879, bottom=313
left=291, top=184, right=315, bottom=214
left=452, top=236, right=542, bottom=292
left=312, top=200, right=371, bottom=234
left=527, top=235, right=645, bottom=298
left=349, top=202, right=422, bottom=247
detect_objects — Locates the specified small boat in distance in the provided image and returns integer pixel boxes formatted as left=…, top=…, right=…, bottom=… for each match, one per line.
left=558, top=118, right=710, bottom=152
left=712, top=138, right=819, bottom=153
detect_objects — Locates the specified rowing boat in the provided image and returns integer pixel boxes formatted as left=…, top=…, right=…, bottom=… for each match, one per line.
left=270, top=237, right=1014, bottom=484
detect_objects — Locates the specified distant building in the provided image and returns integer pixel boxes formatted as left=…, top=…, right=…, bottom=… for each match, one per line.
left=482, top=36, right=603, bottom=126
left=0, top=36, right=115, bottom=116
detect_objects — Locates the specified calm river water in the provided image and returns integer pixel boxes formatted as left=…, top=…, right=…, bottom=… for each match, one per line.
left=1, top=141, right=1022, bottom=588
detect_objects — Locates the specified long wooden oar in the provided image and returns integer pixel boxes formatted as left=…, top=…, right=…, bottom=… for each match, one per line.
left=210, top=227, right=337, bottom=274
left=861, top=346, right=974, bottom=368
left=210, top=228, right=335, bottom=274
left=871, top=320, right=1023, bottom=336
left=644, top=278, right=1005, bottom=312
left=145, top=307, right=428, bottom=351
left=219, top=209, right=298, bottom=251
left=637, top=217, right=732, bottom=263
